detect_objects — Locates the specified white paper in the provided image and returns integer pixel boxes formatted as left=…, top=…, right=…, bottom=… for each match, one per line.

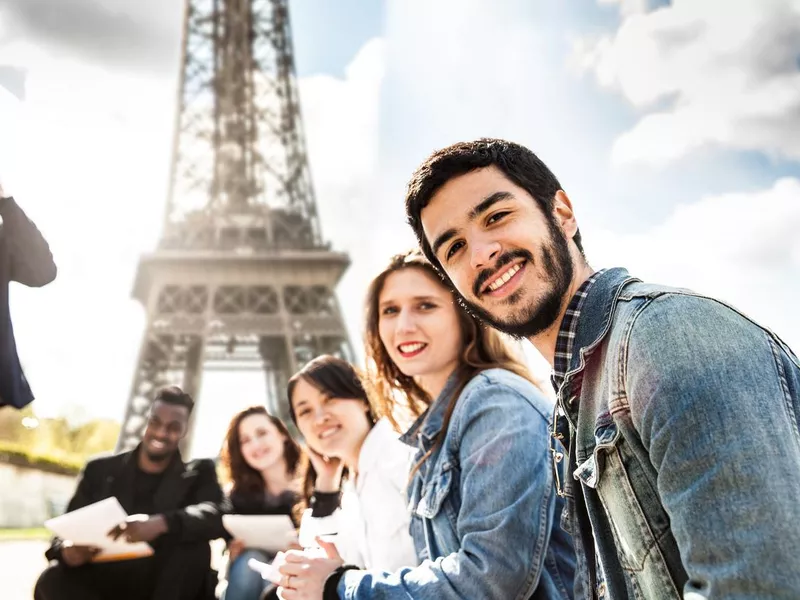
left=44, top=497, right=153, bottom=561
left=222, top=514, right=298, bottom=554
left=247, top=547, right=328, bottom=584
left=247, top=552, right=286, bottom=584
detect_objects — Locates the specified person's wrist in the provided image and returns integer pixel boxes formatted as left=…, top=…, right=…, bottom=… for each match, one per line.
left=153, top=514, right=169, bottom=535
left=314, top=476, right=338, bottom=492
left=323, top=565, right=359, bottom=600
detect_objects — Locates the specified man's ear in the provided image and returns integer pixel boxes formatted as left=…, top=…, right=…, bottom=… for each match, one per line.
left=552, top=190, right=578, bottom=240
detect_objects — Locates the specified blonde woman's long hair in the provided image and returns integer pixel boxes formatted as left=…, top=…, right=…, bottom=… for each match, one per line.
left=363, top=249, right=544, bottom=474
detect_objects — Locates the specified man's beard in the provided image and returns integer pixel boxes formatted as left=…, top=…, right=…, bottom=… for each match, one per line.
left=458, top=218, right=574, bottom=339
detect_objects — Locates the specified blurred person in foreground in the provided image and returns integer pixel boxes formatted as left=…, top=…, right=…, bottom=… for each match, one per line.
left=34, top=386, right=226, bottom=600
left=218, top=406, right=303, bottom=600
left=405, top=138, right=800, bottom=599
left=0, top=178, right=56, bottom=410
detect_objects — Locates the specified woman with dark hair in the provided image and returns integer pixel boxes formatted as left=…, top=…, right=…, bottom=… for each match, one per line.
left=287, top=354, right=417, bottom=572
left=277, top=250, right=576, bottom=600
left=219, top=406, right=302, bottom=600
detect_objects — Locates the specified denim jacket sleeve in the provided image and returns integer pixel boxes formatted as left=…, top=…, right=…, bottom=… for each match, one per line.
left=625, top=294, right=800, bottom=598
left=338, top=374, right=559, bottom=600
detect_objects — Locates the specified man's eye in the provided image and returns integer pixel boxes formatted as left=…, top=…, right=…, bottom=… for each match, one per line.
left=487, top=211, right=509, bottom=225
left=446, top=241, right=464, bottom=260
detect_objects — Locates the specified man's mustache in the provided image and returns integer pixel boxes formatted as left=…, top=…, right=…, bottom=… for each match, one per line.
left=473, top=249, right=534, bottom=296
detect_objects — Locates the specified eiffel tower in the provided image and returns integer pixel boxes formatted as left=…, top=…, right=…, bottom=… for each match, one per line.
left=115, top=0, right=353, bottom=455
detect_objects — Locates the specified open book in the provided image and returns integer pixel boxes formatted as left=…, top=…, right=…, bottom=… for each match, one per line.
left=44, top=497, right=154, bottom=562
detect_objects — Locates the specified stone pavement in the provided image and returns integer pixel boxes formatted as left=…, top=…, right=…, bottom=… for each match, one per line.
left=1, top=539, right=48, bottom=600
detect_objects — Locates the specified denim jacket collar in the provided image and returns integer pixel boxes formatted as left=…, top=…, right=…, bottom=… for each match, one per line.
left=399, top=369, right=462, bottom=451
left=560, top=268, right=640, bottom=410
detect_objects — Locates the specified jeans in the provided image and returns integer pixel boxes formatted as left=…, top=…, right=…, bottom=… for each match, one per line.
left=222, top=549, right=273, bottom=600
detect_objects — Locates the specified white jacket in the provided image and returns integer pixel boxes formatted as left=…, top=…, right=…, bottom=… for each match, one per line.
left=299, top=418, right=419, bottom=571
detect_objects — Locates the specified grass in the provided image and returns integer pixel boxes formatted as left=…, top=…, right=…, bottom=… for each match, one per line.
left=0, top=527, right=51, bottom=542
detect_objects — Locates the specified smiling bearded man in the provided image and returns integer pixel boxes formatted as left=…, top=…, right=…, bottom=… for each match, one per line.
left=35, top=386, right=227, bottom=600
left=404, top=138, right=800, bottom=600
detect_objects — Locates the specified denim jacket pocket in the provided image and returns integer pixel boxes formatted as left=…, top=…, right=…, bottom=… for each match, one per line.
left=415, top=462, right=455, bottom=521
left=578, top=422, right=670, bottom=574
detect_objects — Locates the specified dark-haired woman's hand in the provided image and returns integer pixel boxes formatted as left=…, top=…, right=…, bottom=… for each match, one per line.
left=307, top=447, right=344, bottom=492
left=278, top=537, right=344, bottom=600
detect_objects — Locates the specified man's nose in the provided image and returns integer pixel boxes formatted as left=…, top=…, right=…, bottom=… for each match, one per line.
left=470, top=238, right=501, bottom=270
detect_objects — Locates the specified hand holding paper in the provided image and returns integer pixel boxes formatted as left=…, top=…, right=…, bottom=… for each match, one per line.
left=45, top=497, right=154, bottom=562
left=107, top=513, right=168, bottom=544
left=60, top=542, right=101, bottom=567
left=247, top=551, right=286, bottom=584
left=247, top=543, right=334, bottom=584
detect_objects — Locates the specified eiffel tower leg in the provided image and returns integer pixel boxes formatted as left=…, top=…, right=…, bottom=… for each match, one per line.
left=116, top=329, right=174, bottom=453
left=259, top=335, right=292, bottom=425
left=178, top=334, right=206, bottom=457
left=117, top=329, right=206, bottom=455
left=331, top=294, right=356, bottom=363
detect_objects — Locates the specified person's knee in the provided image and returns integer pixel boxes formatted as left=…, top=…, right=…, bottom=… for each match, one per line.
left=184, top=541, right=212, bottom=566
left=225, top=550, right=269, bottom=599
left=153, top=543, right=215, bottom=599
left=34, top=564, right=66, bottom=600
left=161, top=541, right=211, bottom=569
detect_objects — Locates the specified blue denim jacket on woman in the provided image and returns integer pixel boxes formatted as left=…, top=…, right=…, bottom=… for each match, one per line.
left=337, top=367, right=577, bottom=600
left=555, top=268, right=800, bottom=599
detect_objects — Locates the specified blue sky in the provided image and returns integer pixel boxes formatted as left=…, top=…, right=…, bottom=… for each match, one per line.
left=291, top=0, right=384, bottom=78
left=1, top=0, right=798, bottom=457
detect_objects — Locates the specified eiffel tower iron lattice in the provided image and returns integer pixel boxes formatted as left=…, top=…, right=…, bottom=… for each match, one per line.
left=116, top=0, right=353, bottom=455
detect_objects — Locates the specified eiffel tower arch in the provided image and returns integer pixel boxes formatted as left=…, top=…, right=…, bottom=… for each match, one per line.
left=116, top=0, right=353, bottom=455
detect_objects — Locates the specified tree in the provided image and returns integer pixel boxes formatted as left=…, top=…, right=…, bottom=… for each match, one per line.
left=0, top=404, right=38, bottom=445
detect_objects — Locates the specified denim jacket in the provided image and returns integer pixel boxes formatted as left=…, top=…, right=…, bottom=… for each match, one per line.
left=555, top=268, right=800, bottom=599
left=338, top=368, right=577, bottom=599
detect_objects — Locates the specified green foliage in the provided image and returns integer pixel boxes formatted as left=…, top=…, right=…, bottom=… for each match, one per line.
left=0, top=440, right=82, bottom=475
left=0, top=407, right=121, bottom=473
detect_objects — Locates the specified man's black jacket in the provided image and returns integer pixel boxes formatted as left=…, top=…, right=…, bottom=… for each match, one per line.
left=45, top=447, right=227, bottom=562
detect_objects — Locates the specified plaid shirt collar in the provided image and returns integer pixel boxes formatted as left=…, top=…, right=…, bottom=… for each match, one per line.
left=551, top=269, right=606, bottom=393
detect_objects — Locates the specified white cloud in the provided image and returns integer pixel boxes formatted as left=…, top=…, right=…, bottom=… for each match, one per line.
left=573, top=0, right=800, bottom=166
left=586, top=177, right=800, bottom=349
left=4, top=52, right=176, bottom=424
left=297, top=37, right=417, bottom=354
